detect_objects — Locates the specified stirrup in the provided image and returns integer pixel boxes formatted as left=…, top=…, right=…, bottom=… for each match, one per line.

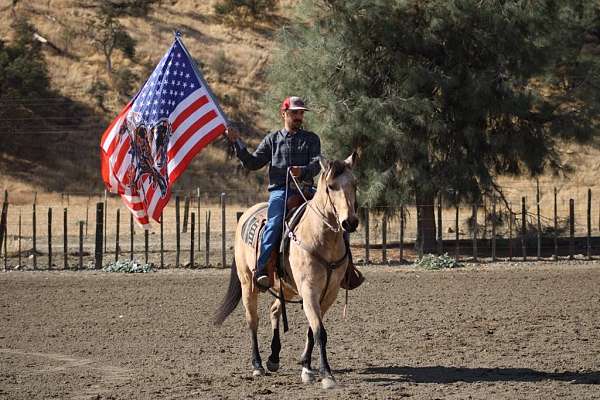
left=256, top=274, right=271, bottom=291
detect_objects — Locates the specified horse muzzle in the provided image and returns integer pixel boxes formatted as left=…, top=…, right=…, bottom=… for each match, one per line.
left=341, top=217, right=359, bottom=233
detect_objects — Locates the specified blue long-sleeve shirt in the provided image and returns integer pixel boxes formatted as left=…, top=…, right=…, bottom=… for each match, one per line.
left=233, top=128, right=321, bottom=191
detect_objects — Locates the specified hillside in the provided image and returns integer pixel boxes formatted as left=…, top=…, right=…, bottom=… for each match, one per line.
left=0, top=0, right=290, bottom=203
left=1, top=0, right=599, bottom=210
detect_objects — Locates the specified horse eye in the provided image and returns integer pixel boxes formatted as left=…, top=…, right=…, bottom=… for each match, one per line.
left=328, top=183, right=338, bottom=191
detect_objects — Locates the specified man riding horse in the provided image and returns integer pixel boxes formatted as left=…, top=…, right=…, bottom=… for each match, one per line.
left=225, top=96, right=363, bottom=291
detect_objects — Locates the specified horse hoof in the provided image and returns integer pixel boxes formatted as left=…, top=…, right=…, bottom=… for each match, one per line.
left=252, top=367, right=265, bottom=377
left=266, top=359, right=279, bottom=372
left=322, top=377, right=337, bottom=389
left=301, top=367, right=315, bottom=384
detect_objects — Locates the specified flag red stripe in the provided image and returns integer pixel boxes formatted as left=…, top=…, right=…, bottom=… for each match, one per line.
left=172, top=95, right=209, bottom=132
left=169, top=123, right=226, bottom=183
left=167, top=110, right=217, bottom=161
left=114, top=136, right=132, bottom=181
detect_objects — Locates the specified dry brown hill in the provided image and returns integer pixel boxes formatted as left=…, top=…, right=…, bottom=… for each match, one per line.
left=0, top=0, right=599, bottom=213
left=0, top=0, right=291, bottom=203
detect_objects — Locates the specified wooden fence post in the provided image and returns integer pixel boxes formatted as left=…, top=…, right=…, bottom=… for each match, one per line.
left=587, top=188, right=592, bottom=260
left=79, top=221, right=83, bottom=270
left=94, top=202, right=103, bottom=269
left=144, top=229, right=149, bottom=265
left=537, top=181, right=541, bottom=260
left=85, top=195, right=89, bottom=238
left=103, top=190, right=107, bottom=253
left=554, top=188, right=558, bottom=261
left=508, top=203, right=513, bottom=261
left=33, top=203, right=37, bottom=270
left=160, top=213, right=164, bottom=269
left=190, top=212, right=195, bottom=268
left=205, top=210, right=211, bottom=267
left=197, top=188, right=201, bottom=254
left=18, top=211, right=22, bottom=268
left=364, top=207, right=370, bottom=264
left=569, top=198, right=575, bottom=260
left=115, top=209, right=120, bottom=262
left=399, top=205, right=404, bottom=263
left=455, top=204, right=459, bottom=260
left=129, top=213, right=134, bottom=261
left=382, top=213, right=387, bottom=263
left=48, top=207, right=52, bottom=270
left=221, top=193, right=226, bottom=268
left=0, top=191, right=8, bottom=271
left=437, top=194, right=443, bottom=255
left=182, top=195, right=190, bottom=233
left=472, top=203, right=477, bottom=261
left=175, top=195, right=181, bottom=268
left=63, top=208, right=68, bottom=269
left=491, top=197, right=496, bottom=262
left=521, top=196, right=527, bottom=261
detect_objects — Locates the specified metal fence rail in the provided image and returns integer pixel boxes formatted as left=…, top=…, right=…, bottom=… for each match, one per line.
left=1, top=185, right=599, bottom=271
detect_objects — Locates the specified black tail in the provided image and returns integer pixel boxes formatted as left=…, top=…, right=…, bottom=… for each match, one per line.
left=213, top=258, right=242, bottom=325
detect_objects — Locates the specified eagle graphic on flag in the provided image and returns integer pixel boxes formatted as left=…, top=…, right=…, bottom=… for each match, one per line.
left=100, top=33, right=227, bottom=228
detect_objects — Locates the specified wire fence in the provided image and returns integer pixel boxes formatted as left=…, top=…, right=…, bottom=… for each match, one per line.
left=0, top=183, right=599, bottom=271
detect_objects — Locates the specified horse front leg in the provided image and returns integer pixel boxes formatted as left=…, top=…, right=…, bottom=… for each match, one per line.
left=299, top=327, right=317, bottom=383
left=300, top=291, right=336, bottom=389
left=267, top=299, right=282, bottom=372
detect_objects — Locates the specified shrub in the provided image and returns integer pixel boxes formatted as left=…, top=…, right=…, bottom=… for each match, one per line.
left=415, top=253, right=463, bottom=270
left=214, top=0, right=277, bottom=20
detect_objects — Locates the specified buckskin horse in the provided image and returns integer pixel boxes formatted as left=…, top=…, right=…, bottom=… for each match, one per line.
left=214, top=152, right=359, bottom=389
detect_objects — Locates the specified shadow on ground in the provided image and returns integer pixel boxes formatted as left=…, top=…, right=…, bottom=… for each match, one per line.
left=360, top=365, right=600, bottom=385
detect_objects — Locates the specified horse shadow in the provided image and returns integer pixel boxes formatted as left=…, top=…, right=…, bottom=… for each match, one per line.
left=358, top=365, right=600, bottom=385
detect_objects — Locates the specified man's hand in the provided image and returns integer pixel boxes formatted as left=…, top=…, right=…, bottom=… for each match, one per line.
left=290, top=166, right=303, bottom=178
left=224, top=127, right=240, bottom=143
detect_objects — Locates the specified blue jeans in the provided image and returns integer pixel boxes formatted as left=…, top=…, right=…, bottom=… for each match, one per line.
left=256, top=189, right=287, bottom=275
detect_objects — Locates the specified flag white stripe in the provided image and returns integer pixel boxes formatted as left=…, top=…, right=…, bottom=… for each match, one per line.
left=168, top=88, right=208, bottom=125
left=101, top=115, right=124, bottom=152
left=168, top=101, right=216, bottom=150
left=167, top=116, right=223, bottom=175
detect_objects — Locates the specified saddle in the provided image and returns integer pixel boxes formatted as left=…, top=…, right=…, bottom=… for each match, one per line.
left=240, top=191, right=364, bottom=291
left=240, top=193, right=311, bottom=288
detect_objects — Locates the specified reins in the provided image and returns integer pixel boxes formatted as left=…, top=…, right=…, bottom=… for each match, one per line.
left=267, top=168, right=352, bottom=330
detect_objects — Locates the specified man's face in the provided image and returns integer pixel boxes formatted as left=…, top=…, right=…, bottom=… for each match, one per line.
left=282, top=109, right=304, bottom=131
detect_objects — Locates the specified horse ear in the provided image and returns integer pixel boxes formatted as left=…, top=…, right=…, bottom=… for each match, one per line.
left=319, top=156, right=330, bottom=172
left=344, top=151, right=358, bottom=169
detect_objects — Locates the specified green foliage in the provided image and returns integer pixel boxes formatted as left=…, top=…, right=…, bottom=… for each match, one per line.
left=103, top=260, right=155, bottom=273
left=266, top=0, right=600, bottom=212
left=214, top=0, right=277, bottom=20
left=415, top=253, right=463, bottom=270
left=0, top=17, right=51, bottom=101
left=92, top=0, right=160, bottom=17
left=87, top=4, right=137, bottom=73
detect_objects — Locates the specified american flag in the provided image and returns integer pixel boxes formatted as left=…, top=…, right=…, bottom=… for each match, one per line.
left=100, top=34, right=227, bottom=228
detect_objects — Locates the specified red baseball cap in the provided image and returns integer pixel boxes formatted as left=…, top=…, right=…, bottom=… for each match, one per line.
left=280, top=96, right=310, bottom=112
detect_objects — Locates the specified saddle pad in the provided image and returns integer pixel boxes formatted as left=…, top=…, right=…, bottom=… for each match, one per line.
left=241, top=203, right=268, bottom=251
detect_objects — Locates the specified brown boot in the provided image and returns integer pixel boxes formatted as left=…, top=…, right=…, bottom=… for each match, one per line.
left=341, top=256, right=364, bottom=290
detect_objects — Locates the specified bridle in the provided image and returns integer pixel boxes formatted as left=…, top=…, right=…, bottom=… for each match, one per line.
left=288, top=168, right=343, bottom=233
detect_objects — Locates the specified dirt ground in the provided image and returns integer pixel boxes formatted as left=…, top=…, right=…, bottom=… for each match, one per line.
left=1, top=262, right=599, bottom=400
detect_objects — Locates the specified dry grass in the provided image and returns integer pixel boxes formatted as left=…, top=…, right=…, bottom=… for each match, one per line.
left=1, top=0, right=600, bottom=230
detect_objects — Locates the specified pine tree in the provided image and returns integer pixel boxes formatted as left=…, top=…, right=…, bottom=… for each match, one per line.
left=265, top=0, right=600, bottom=252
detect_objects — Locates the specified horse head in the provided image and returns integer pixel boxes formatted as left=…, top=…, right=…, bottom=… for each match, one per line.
left=317, top=151, right=359, bottom=233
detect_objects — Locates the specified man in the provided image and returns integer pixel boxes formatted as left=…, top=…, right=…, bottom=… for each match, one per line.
left=225, top=96, right=321, bottom=289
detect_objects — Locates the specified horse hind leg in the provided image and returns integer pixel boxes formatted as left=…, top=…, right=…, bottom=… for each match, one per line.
left=266, top=299, right=282, bottom=372
left=241, top=285, right=264, bottom=376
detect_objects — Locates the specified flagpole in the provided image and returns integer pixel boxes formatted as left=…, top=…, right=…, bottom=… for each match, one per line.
left=174, top=31, right=230, bottom=127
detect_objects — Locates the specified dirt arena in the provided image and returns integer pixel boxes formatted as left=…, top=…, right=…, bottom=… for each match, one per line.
left=1, top=262, right=599, bottom=399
